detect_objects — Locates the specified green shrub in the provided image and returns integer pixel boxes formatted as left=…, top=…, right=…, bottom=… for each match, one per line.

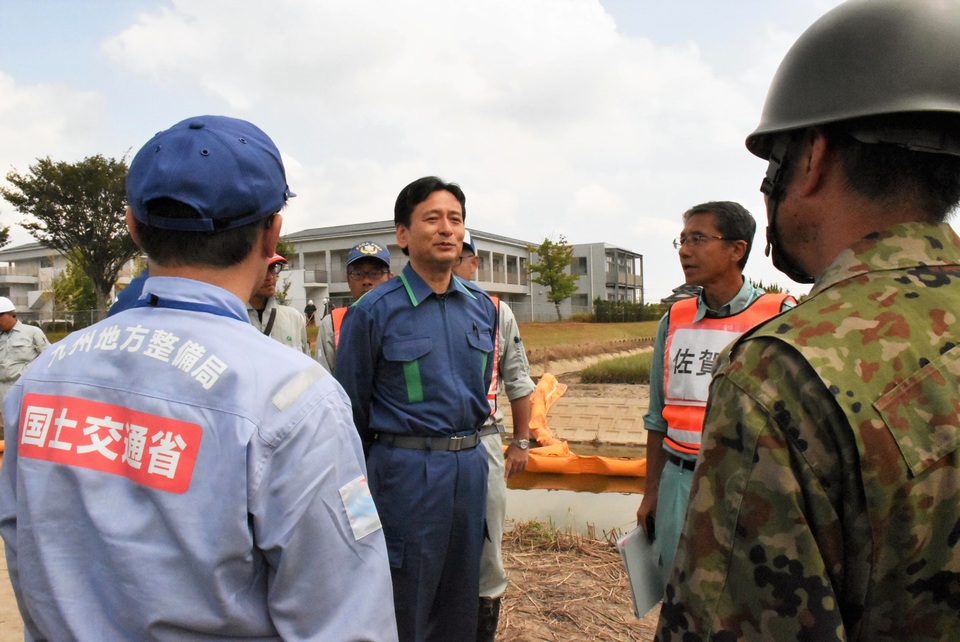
left=580, top=351, right=653, bottom=384
left=42, top=320, right=74, bottom=334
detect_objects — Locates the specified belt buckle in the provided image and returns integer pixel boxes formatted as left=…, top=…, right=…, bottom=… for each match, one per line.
left=449, top=435, right=465, bottom=452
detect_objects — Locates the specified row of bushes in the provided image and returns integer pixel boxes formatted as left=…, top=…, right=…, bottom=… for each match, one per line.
left=592, top=298, right=669, bottom=323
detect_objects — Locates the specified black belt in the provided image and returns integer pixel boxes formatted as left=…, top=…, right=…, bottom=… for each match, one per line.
left=666, top=452, right=696, bottom=471
left=374, top=431, right=480, bottom=452
left=478, top=424, right=503, bottom=437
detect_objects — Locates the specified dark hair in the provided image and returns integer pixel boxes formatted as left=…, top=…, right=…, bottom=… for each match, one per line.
left=133, top=198, right=269, bottom=268
left=683, top=201, right=756, bottom=270
left=825, top=125, right=960, bottom=222
left=394, top=176, right=466, bottom=228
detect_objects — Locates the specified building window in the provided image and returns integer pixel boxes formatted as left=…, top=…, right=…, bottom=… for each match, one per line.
left=573, top=257, right=587, bottom=275
left=572, top=294, right=589, bottom=307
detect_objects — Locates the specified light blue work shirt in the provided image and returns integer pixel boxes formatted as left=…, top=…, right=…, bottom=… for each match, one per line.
left=0, top=276, right=397, bottom=641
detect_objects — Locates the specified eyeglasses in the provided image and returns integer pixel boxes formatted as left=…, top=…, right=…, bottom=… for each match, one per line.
left=347, top=268, right=387, bottom=281
left=456, top=255, right=476, bottom=265
left=672, top=234, right=730, bottom=249
left=267, top=262, right=285, bottom=275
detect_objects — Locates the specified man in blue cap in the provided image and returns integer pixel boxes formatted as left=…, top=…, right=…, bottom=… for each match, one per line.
left=0, top=115, right=397, bottom=640
left=316, top=240, right=393, bottom=374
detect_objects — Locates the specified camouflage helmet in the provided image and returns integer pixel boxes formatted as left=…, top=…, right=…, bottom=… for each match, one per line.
left=746, top=0, right=960, bottom=160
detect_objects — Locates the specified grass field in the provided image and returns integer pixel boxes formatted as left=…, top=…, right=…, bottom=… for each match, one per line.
left=518, top=321, right=658, bottom=351
left=518, top=321, right=657, bottom=365
left=51, top=320, right=658, bottom=365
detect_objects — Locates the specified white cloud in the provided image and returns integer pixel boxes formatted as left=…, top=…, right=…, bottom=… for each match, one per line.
left=0, top=72, right=109, bottom=245
left=2, top=0, right=850, bottom=299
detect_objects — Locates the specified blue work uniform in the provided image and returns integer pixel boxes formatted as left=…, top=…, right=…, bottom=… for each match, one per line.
left=335, top=263, right=497, bottom=642
left=108, top=268, right=149, bottom=316
left=0, top=276, right=397, bottom=641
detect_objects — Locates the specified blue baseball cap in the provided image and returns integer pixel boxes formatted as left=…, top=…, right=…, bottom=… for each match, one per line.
left=462, top=230, right=477, bottom=255
left=347, top=241, right=391, bottom=267
left=126, top=115, right=295, bottom=232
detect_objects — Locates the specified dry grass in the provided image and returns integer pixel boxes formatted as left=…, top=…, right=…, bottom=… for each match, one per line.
left=499, top=520, right=659, bottom=641
left=519, top=321, right=659, bottom=352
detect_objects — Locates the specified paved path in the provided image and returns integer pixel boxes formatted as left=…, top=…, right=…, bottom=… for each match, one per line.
left=503, top=395, right=648, bottom=448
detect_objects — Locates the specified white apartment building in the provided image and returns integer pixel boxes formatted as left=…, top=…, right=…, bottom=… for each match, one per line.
left=0, top=225, right=643, bottom=324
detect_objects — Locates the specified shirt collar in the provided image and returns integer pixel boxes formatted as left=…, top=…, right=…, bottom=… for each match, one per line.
left=811, top=222, right=960, bottom=296
left=399, top=263, right=469, bottom=306
left=694, top=278, right=758, bottom=322
left=140, top=276, right=249, bottom=321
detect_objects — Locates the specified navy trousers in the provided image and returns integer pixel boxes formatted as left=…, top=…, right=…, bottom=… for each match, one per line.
left=367, top=443, right=488, bottom=642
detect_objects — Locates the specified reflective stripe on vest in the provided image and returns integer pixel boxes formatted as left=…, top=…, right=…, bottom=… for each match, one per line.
left=488, top=296, right=501, bottom=415
left=662, top=292, right=791, bottom=455
left=331, top=307, right=348, bottom=348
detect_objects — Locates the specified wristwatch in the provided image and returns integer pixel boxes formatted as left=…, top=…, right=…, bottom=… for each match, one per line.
left=514, top=439, right=530, bottom=450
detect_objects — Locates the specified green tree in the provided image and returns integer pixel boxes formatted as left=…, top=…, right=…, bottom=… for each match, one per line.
left=527, top=235, right=579, bottom=321
left=276, top=237, right=295, bottom=261
left=1, top=155, right=138, bottom=320
left=749, top=278, right=785, bottom=293
left=51, top=250, right=97, bottom=319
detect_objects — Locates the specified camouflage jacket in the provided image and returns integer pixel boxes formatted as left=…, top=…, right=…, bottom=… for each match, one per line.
left=656, top=222, right=960, bottom=641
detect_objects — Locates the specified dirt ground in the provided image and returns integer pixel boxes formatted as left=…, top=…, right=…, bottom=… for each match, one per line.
left=498, top=366, right=659, bottom=641
left=499, top=520, right=659, bottom=641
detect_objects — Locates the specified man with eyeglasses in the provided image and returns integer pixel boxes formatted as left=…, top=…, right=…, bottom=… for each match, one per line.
left=247, top=253, right=310, bottom=355
left=316, top=241, right=393, bottom=374
left=0, top=296, right=49, bottom=439
left=659, top=1, right=960, bottom=638
left=636, top=201, right=794, bottom=589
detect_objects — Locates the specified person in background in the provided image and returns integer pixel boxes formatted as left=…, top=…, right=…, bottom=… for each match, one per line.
left=335, top=176, right=497, bottom=641
left=316, top=241, right=393, bottom=374
left=0, top=114, right=396, bottom=640
left=452, top=229, right=535, bottom=641
left=657, top=1, right=960, bottom=639
left=304, top=299, right=317, bottom=326
left=0, top=297, right=50, bottom=439
left=247, top=253, right=310, bottom=355
left=636, top=201, right=794, bottom=587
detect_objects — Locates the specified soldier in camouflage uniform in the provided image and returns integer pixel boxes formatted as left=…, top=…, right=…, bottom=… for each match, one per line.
left=657, top=1, right=960, bottom=640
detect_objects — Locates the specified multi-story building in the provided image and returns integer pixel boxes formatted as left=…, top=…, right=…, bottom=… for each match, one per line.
left=0, top=242, right=140, bottom=324
left=0, top=226, right=643, bottom=324
left=283, top=220, right=533, bottom=313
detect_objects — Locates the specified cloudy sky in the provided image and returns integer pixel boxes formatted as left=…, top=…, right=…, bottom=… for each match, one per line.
left=0, top=0, right=858, bottom=301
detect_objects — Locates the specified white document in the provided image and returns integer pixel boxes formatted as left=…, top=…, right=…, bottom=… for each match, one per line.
left=617, top=526, right=663, bottom=619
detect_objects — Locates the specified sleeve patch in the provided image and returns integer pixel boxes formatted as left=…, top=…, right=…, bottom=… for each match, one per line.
left=339, top=475, right=382, bottom=541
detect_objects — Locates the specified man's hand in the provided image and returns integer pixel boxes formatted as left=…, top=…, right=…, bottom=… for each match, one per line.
left=637, top=494, right=657, bottom=543
left=504, top=443, right=528, bottom=480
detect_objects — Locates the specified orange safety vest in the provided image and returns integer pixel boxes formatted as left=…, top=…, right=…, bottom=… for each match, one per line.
left=331, top=307, right=348, bottom=348
left=661, top=292, right=792, bottom=455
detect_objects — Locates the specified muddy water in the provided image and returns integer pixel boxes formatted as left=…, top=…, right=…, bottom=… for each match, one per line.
left=506, top=471, right=644, bottom=538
